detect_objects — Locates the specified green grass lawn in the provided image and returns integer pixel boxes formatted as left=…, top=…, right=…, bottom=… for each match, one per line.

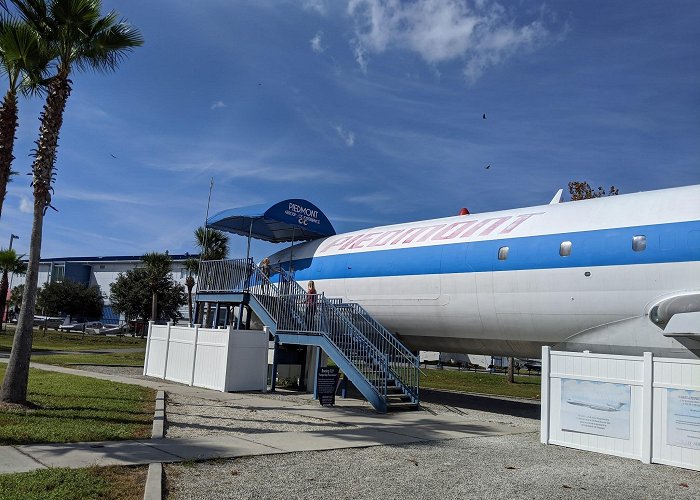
left=32, top=351, right=145, bottom=368
left=0, top=465, right=147, bottom=500
left=421, top=368, right=541, bottom=399
left=0, top=329, right=146, bottom=352
left=0, top=365, right=155, bottom=445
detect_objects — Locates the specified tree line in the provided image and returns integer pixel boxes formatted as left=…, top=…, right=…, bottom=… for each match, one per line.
left=3, top=226, right=229, bottom=334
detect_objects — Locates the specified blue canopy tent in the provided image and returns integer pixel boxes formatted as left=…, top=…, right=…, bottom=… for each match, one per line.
left=206, top=199, right=336, bottom=264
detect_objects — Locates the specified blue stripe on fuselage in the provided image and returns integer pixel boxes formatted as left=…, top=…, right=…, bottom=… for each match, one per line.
left=281, top=221, right=700, bottom=281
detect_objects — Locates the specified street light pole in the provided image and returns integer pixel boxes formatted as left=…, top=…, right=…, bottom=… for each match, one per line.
left=5, top=234, right=19, bottom=327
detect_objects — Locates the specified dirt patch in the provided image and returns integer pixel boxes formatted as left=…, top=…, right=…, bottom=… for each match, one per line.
left=90, top=465, right=148, bottom=500
left=0, top=401, right=43, bottom=411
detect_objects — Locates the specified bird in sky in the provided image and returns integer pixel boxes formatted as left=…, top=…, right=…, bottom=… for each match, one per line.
left=482, top=113, right=486, bottom=119
left=110, top=154, right=117, bottom=159
left=485, top=165, right=490, bottom=169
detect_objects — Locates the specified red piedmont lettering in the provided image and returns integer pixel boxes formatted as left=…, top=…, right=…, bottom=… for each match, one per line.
left=348, top=232, right=382, bottom=249
left=339, top=234, right=367, bottom=250
left=432, top=221, right=476, bottom=241
left=320, top=235, right=354, bottom=253
left=368, top=229, right=404, bottom=247
left=478, top=217, right=511, bottom=236
left=499, top=213, right=543, bottom=234
left=391, top=227, right=422, bottom=244
left=416, top=224, right=447, bottom=242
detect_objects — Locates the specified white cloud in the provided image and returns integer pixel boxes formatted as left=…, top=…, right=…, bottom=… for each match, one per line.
left=19, top=197, right=32, bottom=214
left=310, top=31, right=325, bottom=53
left=303, top=0, right=327, bottom=15
left=347, top=0, right=551, bottom=81
left=59, top=188, right=155, bottom=206
left=352, top=41, right=369, bottom=74
left=346, top=192, right=391, bottom=205
left=210, top=100, right=226, bottom=110
left=333, top=125, right=356, bottom=146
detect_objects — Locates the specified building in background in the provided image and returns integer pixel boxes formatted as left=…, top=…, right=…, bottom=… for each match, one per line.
left=11, top=255, right=193, bottom=323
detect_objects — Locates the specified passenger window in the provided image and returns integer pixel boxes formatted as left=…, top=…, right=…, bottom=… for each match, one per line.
left=498, top=246, right=509, bottom=260
left=559, top=241, right=572, bottom=257
left=632, top=235, right=646, bottom=252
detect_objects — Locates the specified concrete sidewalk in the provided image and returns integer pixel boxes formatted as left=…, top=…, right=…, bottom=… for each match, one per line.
left=0, top=360, right=533, bottom=474
left=1, top=421, right=528, bottom=474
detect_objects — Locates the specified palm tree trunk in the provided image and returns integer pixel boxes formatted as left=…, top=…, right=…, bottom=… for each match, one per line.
left=0, top=72, right=71, bottom=404
left=186, top=284, right=193, bottom=325
left=0, top=270, right=9, bottom=331
left=1, top=198, right=45, bottom=402
left=0, top=89, right=18, bottom=219
left=507, top=356, right=515, bottom=384
left=151, top=292, right=157, bottom=322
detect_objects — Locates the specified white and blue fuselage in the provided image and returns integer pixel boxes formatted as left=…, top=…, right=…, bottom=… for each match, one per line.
left=269, top=185, right=700, bottom=359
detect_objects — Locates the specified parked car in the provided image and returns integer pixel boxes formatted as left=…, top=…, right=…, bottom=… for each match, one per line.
left=32, top=316, right=65, bottom=329
left=86, top=323, right=127, bottom=335
left=58, top=321, right=103, bottom=333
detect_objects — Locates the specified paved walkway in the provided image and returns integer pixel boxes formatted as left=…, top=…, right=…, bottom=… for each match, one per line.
left=0, top=361, right=533, bottom=474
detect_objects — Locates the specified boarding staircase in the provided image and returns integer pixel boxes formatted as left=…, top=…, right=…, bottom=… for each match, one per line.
left=197, top=259, right=420, bottom=413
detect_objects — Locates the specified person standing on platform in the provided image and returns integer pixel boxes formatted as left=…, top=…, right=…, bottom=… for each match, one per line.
left=305, top=281, right=318, bottom=330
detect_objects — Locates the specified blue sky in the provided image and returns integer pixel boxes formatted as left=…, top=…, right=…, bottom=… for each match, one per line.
left=1, top=0, right=698, bottom=261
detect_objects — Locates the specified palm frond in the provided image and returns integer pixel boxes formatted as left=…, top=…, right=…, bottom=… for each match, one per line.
left=0, top=17, right=52, bottom=94
left=76, top=20, right=143, bottom=73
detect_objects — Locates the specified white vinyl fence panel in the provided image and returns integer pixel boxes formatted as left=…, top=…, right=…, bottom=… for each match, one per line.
left=143, top=322, right=268, bottom=393
left=651, top=357, right=700, bottom=470
left=165, top=326, right=198, bottom=384
left=192, top=328, right=229, bottom=390
left=541, top=347, right=700, bottom=471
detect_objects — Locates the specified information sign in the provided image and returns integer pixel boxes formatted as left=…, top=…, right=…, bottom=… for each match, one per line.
left=667, top=388, right=700, bottom=450
left=560, top=378, right=631, bottom=439
left=317, top=366, right=340, bottom=407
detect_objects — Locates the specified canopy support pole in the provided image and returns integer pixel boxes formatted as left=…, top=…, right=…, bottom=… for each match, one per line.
left=289, top=227, right=295, bottom=274
left=245, top=219, right=253, bottom=262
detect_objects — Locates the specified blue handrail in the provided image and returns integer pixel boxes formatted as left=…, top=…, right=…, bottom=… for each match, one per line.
left=197, top=259, right=420, bottom=407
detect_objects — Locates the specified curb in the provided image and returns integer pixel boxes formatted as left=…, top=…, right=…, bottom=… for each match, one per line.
left=144, top=462, right=163, bottom=500
left=152, top=391, right=166, bottom=439
left=144, top=390, right=165, bottom=500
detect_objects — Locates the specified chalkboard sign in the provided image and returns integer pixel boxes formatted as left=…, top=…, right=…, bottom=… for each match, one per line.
left=317, top=366, right=340, bottom=406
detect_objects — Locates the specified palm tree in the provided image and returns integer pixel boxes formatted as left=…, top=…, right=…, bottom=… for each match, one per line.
left=0, top=17, right=48, bottom=219
left=195, top=226, right=229, bottom=261
left=141, top=252, right=172, bottom=323
left=1, top=0, right=142, bottom=404
left=194, top=227, right=229, bottom=326
left=183, top=257, right=198, bottom=325
left=0, top=247, right=25, bottom=329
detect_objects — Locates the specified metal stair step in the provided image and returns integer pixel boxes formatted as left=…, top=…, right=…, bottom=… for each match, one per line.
left=387, top=401, right=420, bottom=411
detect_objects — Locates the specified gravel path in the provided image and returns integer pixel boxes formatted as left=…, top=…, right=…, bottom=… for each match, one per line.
left=165, top=432, right=698, bottom=500
left=66, top=365, right=698, bottom=499
left=165, top=392, right=352, bottom=438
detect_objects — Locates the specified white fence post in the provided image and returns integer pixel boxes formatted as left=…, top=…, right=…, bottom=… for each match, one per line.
left=222, top=325, right=233, bottom=391
left=162, top=322, right=173, bottom=380
left=190, top=324, right=200, bottom=386
left=262, top=326, right=270, bottom=393
left=641, top=351, right=653, bottom=464
left=143, top=321, right=154, bottom=376
left=540, top=345, right=551, bottom=445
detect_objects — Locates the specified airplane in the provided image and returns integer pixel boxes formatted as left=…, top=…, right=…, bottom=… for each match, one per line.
left=566, top=399, right=626, bottom=412
left=267, top=184, right=700, bottom=360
